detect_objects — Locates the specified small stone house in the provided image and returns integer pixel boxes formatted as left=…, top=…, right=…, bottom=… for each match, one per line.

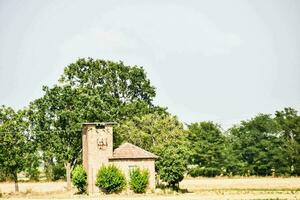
left=82, top=122, right=158, bottom=193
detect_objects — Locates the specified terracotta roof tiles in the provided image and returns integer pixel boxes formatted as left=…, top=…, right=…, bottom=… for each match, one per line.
left=109, top=142, right=158, bottom=160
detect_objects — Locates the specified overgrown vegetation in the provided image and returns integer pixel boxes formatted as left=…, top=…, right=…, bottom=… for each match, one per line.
left=95, top=164, right=126, bottom=194
left=129, top=168, right=149, bottom=193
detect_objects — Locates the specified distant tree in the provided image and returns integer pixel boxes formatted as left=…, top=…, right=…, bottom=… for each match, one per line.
left=187, top=122, right=225, bottom=170
left=275, top=107, right=300, bottom=141
left=275, top=107, right=300, bottom=175
left=0, top=106, right=38, bottom=192
left=29, top=58, right=164, bottom=190
left=229, top=114, right=288, bottom=175
left=221, top=135, right=247, bottom=176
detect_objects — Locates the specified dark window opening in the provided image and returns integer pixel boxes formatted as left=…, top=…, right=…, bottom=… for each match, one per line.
left=96, top=124, right=105, bottom=129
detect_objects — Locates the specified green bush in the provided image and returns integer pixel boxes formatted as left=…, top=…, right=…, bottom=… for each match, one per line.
left=95, top=164, right=126, bottom=194
left=72, top=165, right=87, bottom=194
left=189, top=166, right=221, bottom=177
left=129, top=168, right=149, bottom=193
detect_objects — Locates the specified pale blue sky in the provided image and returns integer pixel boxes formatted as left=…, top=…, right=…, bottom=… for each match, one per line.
left=0, top=0, right=299, bottom=128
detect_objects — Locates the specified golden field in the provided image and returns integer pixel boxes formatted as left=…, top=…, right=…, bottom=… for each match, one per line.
left=1, top=177, right=300, bottom=200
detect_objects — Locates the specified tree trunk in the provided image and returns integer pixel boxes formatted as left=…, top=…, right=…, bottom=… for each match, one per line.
left=65, top=162, right=72, bottom=191
left=14, top=173, right=19, bottom=192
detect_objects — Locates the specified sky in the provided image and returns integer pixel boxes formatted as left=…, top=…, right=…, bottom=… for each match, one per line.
left=0, top=0, right=299, bottom=129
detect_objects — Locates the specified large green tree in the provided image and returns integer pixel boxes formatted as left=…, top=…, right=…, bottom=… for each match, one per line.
left=229, top=114, right=289, bottom=175
left=0, top=106, right=37, bottom=192
left=29, top=58, right=163, bottom=189
left=29, top=85, right=82, bottom=188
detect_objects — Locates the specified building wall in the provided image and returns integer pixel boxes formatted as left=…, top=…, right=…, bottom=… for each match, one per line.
left=109, top=159, right=156, bottom=190
left=82, top=124, right=113, bottom=193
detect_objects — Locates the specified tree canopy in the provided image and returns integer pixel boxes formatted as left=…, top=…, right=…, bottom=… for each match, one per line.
left=28, top=58, right=164, bottom=189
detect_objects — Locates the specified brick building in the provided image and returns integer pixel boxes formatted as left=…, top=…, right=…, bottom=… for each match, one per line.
left=82, top=122, right=158, bottom=193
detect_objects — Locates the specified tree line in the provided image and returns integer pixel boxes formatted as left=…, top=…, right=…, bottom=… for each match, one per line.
left=0, top=58, right=299, bottom=192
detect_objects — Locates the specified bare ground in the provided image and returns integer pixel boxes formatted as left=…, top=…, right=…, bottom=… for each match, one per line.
left=1, top=177, right=300, bottom=199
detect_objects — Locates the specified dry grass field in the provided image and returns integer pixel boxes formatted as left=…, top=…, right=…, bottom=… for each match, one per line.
left=1, top=177, right=300, bottom=200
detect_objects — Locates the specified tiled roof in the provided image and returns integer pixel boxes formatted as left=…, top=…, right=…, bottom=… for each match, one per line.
left=109, top=142, right=158, bottom=160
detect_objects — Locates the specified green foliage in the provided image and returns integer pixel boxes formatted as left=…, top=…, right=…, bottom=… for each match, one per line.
left=59, top=58, right=163, bottom=123
left=24, top=151, right=41, bottom=181
left=187, top=122, right=225, bottom=169
left=116, top=112, right=182, bottom=151
left=0, top=169, right=11, bottom=182
left=187, top=108, right=300, bottom=177
left=189, top=167, right=221, bottom=177
left=95, top=164, right=126, bottom=194
left=228, top=113, right=290, bottom=176
left=0, top=106, right=38, bottom=191
left=25, top=165, right=40, bottom=181
left=156, top=141, right=189, bottom=188
left=129, top=168, right=149, bottom=193
left=275, top=107, right=300, bottom=175
left=72, top=165, right=87, bottom=194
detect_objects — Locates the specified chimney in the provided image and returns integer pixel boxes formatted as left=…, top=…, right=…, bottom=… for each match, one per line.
left=82, top=122, right=115, bottom=193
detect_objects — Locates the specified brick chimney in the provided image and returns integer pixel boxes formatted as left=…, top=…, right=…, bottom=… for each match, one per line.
left=82, top=122, right=115, bottom=193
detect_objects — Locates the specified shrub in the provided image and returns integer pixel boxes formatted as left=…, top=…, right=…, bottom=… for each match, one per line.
left=71, top=165, right=87, bottom=194
left=129, top=168, right=149, bottom=193
left=95, top=164, right=126, bottom=194
left=189, top=166, right=221, bottom=177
